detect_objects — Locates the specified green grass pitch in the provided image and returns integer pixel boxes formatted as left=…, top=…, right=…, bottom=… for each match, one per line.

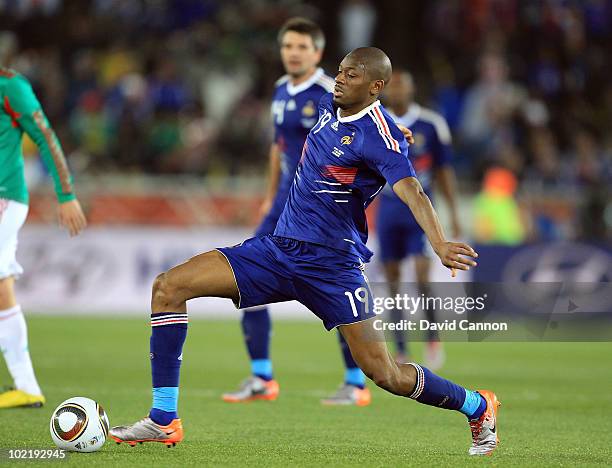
left=1, top=316, right=611, bottom=467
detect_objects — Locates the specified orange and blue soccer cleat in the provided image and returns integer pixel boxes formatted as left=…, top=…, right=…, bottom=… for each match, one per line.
left=321, top=384, right=372, bottom=406
left=110, top=417, right=183, bottom=447
left=468, top=390, right=501, bottom=456
left=222, top=376, right=280, bottom=403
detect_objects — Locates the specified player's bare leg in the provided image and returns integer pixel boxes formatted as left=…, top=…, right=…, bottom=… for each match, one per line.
left=0, top=277, right=16, bottom=309
left=382, top=260, right=409, bottom=363
left=150, top=250, right=239, bottom=312
left=339, top=320, right=500, bottom=456
left=338, top=320, right=416, bottom=397
left=0, top=275, right=45, bottom=409
left=414, top=255, right=445, bottom=370
left=110, top=250, right=238, bottom=446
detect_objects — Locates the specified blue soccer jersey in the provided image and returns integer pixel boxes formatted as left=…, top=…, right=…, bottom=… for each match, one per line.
left=274, top=93, right=416, bottom=262
left=257, top=68, right=334, bottom=235
left=377, top=104, right=453, bottom=261
left=380, top=104, right=452, bottom=206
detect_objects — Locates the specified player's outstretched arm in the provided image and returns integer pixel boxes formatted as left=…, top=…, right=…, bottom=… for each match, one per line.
left=392, top=176, right=477, bottom=275
left=6, top=75, right=75, bottom=203
left=260, top=143, right=282, bottom=218
left=5, top=75, right=87, bottom=236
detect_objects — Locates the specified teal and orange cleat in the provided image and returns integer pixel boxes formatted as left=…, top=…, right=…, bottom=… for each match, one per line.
left=468, top=390, right=501, bottom=456
left=110, top=417, right=183, bottom=447
left=321, top=384, right=371, bottom=406
left=222, top=376, right=280, bottom=403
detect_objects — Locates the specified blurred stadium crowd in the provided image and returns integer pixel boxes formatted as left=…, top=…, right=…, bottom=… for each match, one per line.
left=1, top=0, right=611, bottom=241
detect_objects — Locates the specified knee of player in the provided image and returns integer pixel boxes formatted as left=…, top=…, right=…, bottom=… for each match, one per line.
left=152, top=272, right=166, bottom=293
left=152, top=272, right=179, bottom=303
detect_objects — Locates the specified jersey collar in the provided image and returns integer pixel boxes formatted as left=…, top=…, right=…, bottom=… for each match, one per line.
left=393, top=103, right=421, bottom=127
left=286, top=68, right=325, bottom=96
left=336, top=99, right=381, bottom=123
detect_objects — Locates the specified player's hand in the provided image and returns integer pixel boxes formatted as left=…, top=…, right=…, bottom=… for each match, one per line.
left=433, top=241, right=477, bottom=278
left=259, top=196, right=273, bottom=219
left=58, top=199, right=87, bottom=237
left=396, top=124, right=414, bottom=145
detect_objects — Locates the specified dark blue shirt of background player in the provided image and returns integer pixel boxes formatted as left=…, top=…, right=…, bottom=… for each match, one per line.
left=379, top=103, right=452, bottom=225
left=257, top=68, right=334, bottom=235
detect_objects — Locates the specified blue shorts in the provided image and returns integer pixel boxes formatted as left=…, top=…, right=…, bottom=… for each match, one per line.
left=377, top=196, right=428, bottom=262
left=217, top=236, right=375, bottom=330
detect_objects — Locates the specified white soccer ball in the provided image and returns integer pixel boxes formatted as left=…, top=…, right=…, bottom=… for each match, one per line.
left=49, top=397, right=110, bottom=453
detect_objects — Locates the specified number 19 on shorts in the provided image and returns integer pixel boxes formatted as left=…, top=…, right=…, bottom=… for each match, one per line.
left=344, top=287, right=372, bottom=318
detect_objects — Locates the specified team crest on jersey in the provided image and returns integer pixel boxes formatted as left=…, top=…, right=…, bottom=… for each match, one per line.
left=301, top=100, right=315, bottom=117
left=286, top=99, right=296, bottom=111
left=341, top=135, right=353, bottom=145
left=331, top=121, right=339, bottom=131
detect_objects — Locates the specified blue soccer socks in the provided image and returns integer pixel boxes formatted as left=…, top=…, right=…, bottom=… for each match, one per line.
left=149, top=313, right=188, bottom=425
left=150, top=388, right=179, bottom=426
left=338, top=332, right=366, bottom=389
left=344, top=367, right=366, bottom=389
left=242, top=307, right=273, bottom=380
left=461, top=390, right=487, bottom=420
left=251, top=359, right=273, bottom=380
left=389, top=307, right=408, bottom=355
left=407, top=363, right=486, bottom=419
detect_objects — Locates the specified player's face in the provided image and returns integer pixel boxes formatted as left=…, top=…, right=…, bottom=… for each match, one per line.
left=280, top=31, right=322, bottom=78
left=385, top=72, right=414, bottom=110
left=333, top=56, right=377, bottom=110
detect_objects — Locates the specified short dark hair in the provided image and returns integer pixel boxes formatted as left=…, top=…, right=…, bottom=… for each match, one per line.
left=277, top=17, right=325, bottom=51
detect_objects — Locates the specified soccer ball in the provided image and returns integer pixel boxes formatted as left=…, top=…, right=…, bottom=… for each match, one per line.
left=50, top=397, right=109, bottom=452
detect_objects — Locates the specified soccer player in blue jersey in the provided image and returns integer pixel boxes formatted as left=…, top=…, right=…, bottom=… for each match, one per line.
left=110, top=47, right=501, bottom=456
left=222, top=17, right=371, bottom=406
left=377, top=70, right=461, bottom=369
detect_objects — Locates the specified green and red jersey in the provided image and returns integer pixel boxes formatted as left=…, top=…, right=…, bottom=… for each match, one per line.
left=0, top=67, right=75, bottom=204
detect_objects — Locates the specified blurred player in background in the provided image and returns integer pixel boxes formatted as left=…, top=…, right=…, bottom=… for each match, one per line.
left=111, top=47, right=500, bottom=457
left=222, top=17, right=372, bottom=406
left=0, top=34, right=87, bottom=409
left=378, top=70, right=460, bottom=369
